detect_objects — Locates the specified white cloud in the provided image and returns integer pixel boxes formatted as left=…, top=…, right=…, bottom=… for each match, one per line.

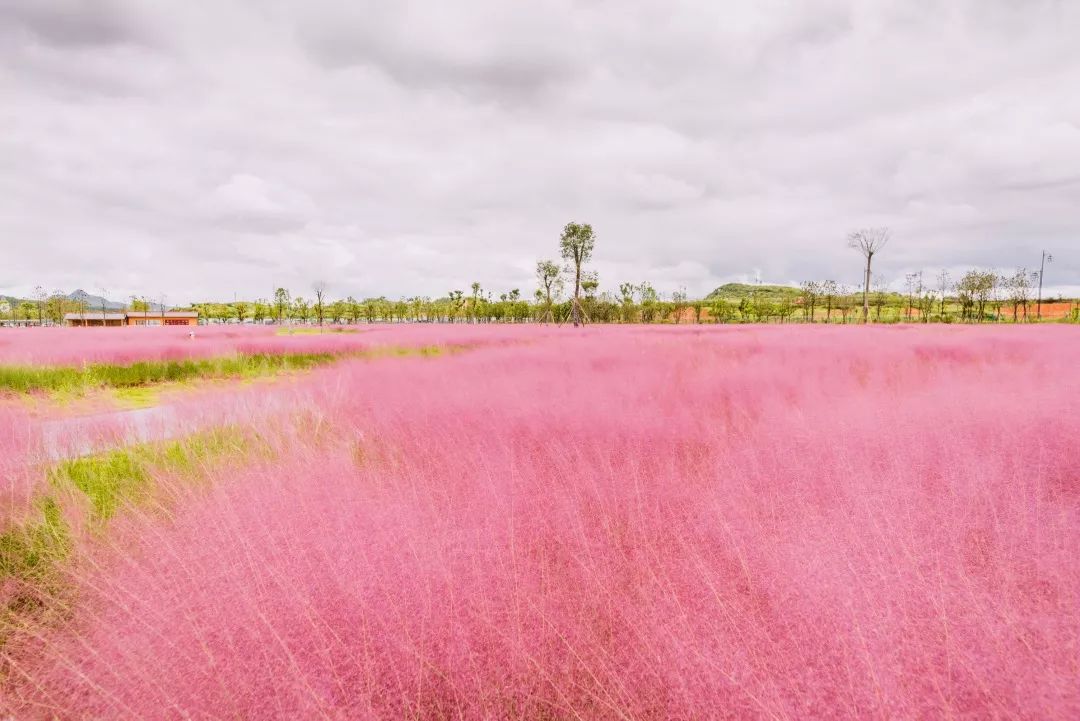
left=1, top=0, right=1078, bottom=302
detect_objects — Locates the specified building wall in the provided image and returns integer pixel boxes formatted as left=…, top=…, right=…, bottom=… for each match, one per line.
left=68, top=319, right=124, bottom=327
left=66, top=315, right=197, bottom=326
left=124, top=316, right=198, bottom=326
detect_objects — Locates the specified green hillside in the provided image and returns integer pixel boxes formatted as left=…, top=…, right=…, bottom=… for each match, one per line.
left=1, top=295, right=27, bottom=309
left=706, top=283, right=802, bottom=301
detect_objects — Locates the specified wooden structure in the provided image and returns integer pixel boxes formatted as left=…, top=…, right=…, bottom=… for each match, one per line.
left=64, top=311, right=198, bottom=327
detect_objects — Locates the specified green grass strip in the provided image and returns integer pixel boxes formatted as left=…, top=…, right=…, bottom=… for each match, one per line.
left=275, top=327, right=360, bottom=335
left=0, top=352, right=338, bottom=395
left=2, top=428, right=251, bottom=642
left=47, top=427, right=250, bottom=522
left=0, top=345, right=456, bottom=396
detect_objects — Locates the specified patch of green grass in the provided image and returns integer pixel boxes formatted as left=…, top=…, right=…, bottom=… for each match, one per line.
left=1, top=497, right=72, bottom=641
left=48, top=427, right=250, bottom=523
left=0, top=365, right=84, bottom=394
left=0, top=497, right=70, bottom=589
left=275, top=326, right=360, bottom=335
left=111, top=386, right=161, bottom=408
left=51, top=449, right=150, bottom=522
left=371, top=344, right=446, bottom=359
left=2, top=428, right=254, bottom=645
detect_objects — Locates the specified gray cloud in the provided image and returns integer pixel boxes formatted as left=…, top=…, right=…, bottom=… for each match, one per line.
left=294, top=3, right=583, bottom=100
left=1, top=0, right=1079, bottom=303
left=1, top=0, right=151, bottom=48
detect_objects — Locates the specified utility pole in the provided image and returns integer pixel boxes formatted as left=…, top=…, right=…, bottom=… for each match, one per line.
left=1036, top=251, right=1052, bottom=320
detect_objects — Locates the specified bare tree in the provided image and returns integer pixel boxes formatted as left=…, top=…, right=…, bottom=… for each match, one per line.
left=559, top=221, right=596, bottom=327
left=990, top=273, right=1004, bottom=322
left=904, top=272, right=918, bottom=320
left=912, top=271, right=924, bottom=320
left=312, top=281, right=327, bottom=327
left=917, top=283, right=936, bottom=323
left=98, top=285, right=109, bottom=327
left=936, top=269, right=951, bottom=318
left=847, top=227, right=890, bottom=323
left=820, top=280, right=838, bottom=322
left=33, top=286, right=46, bottom=326
left=799, top=281, right=819, bottom=323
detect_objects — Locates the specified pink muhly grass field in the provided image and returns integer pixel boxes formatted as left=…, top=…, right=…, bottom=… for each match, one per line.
left=2, top=325, right=1078, bottom=718
left=0, top=323, right=530, bottom=366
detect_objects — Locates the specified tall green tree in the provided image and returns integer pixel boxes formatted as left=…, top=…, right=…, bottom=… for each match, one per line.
left=618, top=283, right=637, bottom=323
left=559, top=222, right=596, bottom=326
left=292, top=296, right=310, bottom=323
left=671, top=288, right=688, bottom=324
left=710, top=297, right=735, bottom=323
left=639, top=282, right=659, bottom=323
left=447, top=290, right=465, bottom=322
left=535, top=261, right=561, bottom=323
left=470, top=282, right=482, bottom=323
left=274, top=288, right=290, bottom=324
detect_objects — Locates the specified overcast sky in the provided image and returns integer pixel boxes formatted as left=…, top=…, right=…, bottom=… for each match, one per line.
left=2, top=0, right=1079, bottom=303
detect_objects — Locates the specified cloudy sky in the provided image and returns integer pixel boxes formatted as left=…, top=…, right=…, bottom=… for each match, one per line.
left=2, top=0, right=1079, bottom=303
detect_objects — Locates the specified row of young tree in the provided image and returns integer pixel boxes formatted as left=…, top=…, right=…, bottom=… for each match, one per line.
left=0, top=287, right=90, bottom=325
left=5, top=224, right=1072, bottom=325
left=0, top=290, right=180, bottom=325
left=797, top=267, right=1064, bottom=324
left=179, top=270, right=1072, bottom=327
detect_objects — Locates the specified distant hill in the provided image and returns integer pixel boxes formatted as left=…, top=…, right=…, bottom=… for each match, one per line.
left=0, top=294, right=23, bottom=310
left=67, top=289, right=126, bottom=311
left=1, top=290, right=171, bottom=313
left=706, top=283, right=802, bottom=301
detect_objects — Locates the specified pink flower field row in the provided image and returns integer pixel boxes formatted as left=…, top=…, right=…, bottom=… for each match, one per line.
left=0, top=323, right=537, bottom=367
left=1, top=325, right=1078, bottom=718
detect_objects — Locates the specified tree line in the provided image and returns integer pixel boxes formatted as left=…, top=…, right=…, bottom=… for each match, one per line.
left=4, top=224, right=1074, bottom=325
left=0, top=287, right=90, bottom=325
